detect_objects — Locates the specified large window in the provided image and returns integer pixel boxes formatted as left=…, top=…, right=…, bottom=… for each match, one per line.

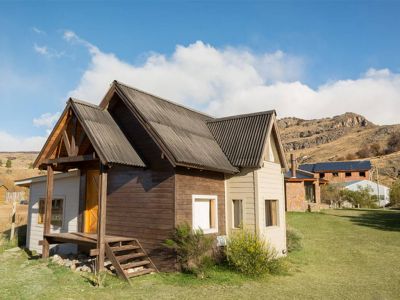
left=265, top=200, right=278, bottom=227
left=192, top=195, right=218, bottom=234
left=38, top=198, right=64, bottom=227
left=232, top=199, right=243, bottom=229
left=305, top=182, right=316, bottom=203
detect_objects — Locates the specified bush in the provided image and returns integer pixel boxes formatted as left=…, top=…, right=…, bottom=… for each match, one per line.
left=5, top=159, right=11, bottom=168
left=390, top=179, right=400, bottom=207
left=386, top=132, right=400, bottom=154
left=164, top=223, right=213, bottom=277
left=340, top=186, right=378, bottom=208
left=286, top=227, right=303, bottom=252
left=225, top=229, right=277, bottom=276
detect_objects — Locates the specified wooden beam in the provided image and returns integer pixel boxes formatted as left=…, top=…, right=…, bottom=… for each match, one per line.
left=96, top=164, right=108, bottom=273
left=46, top=153, right=97, bottom=165
left=62, top=130, right=72, bottom=156
left=42, top=165, right=54, bottom=258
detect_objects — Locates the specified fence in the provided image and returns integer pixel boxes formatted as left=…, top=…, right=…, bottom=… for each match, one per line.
left=5, top=191, right=25, bottom=204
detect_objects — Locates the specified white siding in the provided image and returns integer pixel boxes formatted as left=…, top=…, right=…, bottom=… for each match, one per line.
left=27, top=172, right=80, bottom=254
left=255, top=161, right=287, bottom=256
left=226, top=169, right=256, bottom=232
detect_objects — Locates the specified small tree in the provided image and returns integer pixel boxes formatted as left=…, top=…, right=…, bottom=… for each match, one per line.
left=5, top=159, right=11, bottom=168
left=340, top=186, right=377, bottom=208
left=390, top=179, right=400, bottom=207
left=0, top=159, right=2, bottom=167
left=321, top=184, right=344, bottom=207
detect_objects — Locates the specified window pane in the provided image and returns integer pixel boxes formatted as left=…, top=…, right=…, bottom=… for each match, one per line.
left=265, top=200, right=278, bottom=227
left=305, top=182, right=316, bottom=203
left=193, top=199, right=211, bottom=230
left=233, top=200, right=242, bottom=228
left=38, top=198, right=63, bottom=227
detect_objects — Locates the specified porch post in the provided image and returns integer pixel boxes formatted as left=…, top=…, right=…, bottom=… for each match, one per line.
left=96, top=164, right=108, bottom=273
left=42, top=164, right=54, bottom=258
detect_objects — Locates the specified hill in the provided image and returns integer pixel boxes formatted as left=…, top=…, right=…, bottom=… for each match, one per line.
left=278, top=112, right=400, bottom=186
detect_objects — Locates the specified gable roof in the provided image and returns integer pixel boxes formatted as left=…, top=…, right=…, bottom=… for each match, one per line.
left=299, top=160, right=372, bottom=173
left=207, top=111, right=275, bottom=168
left=70, top=99, right=146, bottom=167
left=34, top=99, right=146, bottom=168
left=107, top=81, right=238, bottom=173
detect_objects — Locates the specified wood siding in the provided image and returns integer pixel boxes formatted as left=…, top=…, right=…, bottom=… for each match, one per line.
left=175, top=168, right=226, bottom=235
left=225, top=169, right=256, bottom=233
left=255, top=161, right=287, bottom=255
left=107, top=96, right=176, bottom=270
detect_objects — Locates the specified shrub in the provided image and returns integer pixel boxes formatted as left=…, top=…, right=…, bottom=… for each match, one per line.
left=386, top=132, right=400, bottom=154
left=164, top=223, right=213, bottom=277
left=286, top=227, right=303, bottom=252
left=340, top=186, right=378, bottom=208
left=225, top=229, right=277, bottom=276
left=390, top=179, right=400, bottom=207
left=5, top=159, right=11, bottom=168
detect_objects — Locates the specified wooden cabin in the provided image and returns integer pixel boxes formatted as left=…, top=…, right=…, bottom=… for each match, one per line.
left=22, top=81, right=288, bottom=279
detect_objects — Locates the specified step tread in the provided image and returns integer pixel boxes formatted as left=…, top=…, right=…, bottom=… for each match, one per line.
left=111, top=244, right=140, bottom=252
left=125, top=268, right=155, bottom=278
left=116, top=252, right=146, bottom=262
left=121, top=260, right=151, bottom=270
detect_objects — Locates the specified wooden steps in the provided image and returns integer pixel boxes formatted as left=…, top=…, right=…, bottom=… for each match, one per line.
left=104, top=238, right=158, bottom=281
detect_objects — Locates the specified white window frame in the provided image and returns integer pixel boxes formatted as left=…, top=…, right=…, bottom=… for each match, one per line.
left=192, top=195, right=218, bottom=234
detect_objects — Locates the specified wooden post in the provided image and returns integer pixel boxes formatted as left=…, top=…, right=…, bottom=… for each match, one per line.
left=96, top=164, right=107, bottom=273
left=10, top=198, right=16, bottom=241
left=42, top=164, right=54, bottom=258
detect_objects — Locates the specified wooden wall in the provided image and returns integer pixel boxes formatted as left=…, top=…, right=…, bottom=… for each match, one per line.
left=175, top=168, right=226, bottom=235
left=106, top=95, right=176, bottom=270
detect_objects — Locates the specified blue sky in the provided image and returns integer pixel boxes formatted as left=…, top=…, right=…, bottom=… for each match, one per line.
left=1, top=1, right=400, bottom=151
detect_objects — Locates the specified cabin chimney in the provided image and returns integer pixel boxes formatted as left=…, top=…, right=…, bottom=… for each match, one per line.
left=290, top=153, right=297, bottom=178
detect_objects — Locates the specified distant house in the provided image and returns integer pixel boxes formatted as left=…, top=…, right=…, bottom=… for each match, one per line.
left=285, top=155, right=327, bottom=212
left=0, top=180, right=9, bottom=203
left=17, top=81, right=289, bottom=279
left=343, top=180, right=390, bottom=207
left=299, top=160, right=372, bottom=183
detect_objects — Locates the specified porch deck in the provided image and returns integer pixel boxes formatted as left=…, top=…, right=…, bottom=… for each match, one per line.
left=44, top=232, right=134, bottom=246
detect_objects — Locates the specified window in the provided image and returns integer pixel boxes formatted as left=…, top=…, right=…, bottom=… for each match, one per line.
left=192, top=195, right=218, bottom=234
left=265, top=200, right=278, bottom=227
left=38, top=198, right=64, bottom=227
left=359, top=171, right=366, bottom=177
left=345, top=172, right=352, bottom=177
left=332, top=172, right=339, bottom=177
left=305, top=182, right=316, bottom=203
left=232, top=199, right=243, bottom=229
left=319, top=173, right=325, bottom=178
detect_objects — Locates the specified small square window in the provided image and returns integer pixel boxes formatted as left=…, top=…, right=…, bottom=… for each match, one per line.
left=38, top=198, right=63, bottom=227
left=265, top=200, right=278, bottom=227
left=192, top=195, right=218, bottom=234
left=319, top=173, right=325, bottom=178
left=345, top=172, right=352, bottom=177
left=232, top=199, right=243, bottom=229
left=359, top=171, right=366, bottom=177
left=332, top=172, right=339, bottom=177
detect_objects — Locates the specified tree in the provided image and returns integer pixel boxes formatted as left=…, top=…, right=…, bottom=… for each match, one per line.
left=390, top=179, right=400, bottom=207
left=5, top=159, right=12, bottom=168
left=321, top=184, right=344, bottom=208
left=340, top=186, right=377, bottom=208
left=0, top=159, right=2, bottom=167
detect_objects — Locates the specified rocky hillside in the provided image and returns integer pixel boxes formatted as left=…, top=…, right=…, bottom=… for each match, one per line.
left=278, top=112, right=400, bottom=186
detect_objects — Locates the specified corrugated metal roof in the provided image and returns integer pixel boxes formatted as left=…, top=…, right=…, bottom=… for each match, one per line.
left=70, top=99, right=146, bottom=168
left=299, top=160, right=372, bottom=173
left=284, top=169, right=315, bottom=179
left=206, top=111, right=274, bottom=168
left=115, top=82, right=238, bottom=173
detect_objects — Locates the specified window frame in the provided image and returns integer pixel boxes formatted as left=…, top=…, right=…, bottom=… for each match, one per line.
left=265, top=199, right=279, bottom=227
left=359, top=171, right=366, bottom=177
left=37, top=196, right=65, bottom=228
left=192, top=195, right=218, bottom=234
left=232, top=199, right=243, bottom=229
left=345, top=172, right=352, bottom=177
left=332, top=172, right=339, bottom=177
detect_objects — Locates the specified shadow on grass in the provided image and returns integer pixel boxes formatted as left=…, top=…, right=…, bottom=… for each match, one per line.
left=340, top=209, right=400, bottom=231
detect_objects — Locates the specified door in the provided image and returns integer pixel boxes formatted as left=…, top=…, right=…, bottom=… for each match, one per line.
left=84, top=169, right=100, bottom=233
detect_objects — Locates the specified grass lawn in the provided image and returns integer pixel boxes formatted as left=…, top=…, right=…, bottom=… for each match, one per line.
left=1, top=209, right=399, bottom=300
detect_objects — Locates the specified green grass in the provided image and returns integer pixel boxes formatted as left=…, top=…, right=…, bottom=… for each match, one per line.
left=0, top=209, right=399, bottom=299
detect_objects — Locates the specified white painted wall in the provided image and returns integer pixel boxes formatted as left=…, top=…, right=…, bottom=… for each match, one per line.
left=26, top=171, right=80, bottom=254
left=255, top=161, right=287, bottom=256
left=344, top=180, right=390, bottom=207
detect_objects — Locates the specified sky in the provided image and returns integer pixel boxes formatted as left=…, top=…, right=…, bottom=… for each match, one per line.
left=1, top=1, right=400, bottom=151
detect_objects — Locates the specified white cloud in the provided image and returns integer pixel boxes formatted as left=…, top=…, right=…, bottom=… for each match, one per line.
left=32, top=27, right=46, bottom=35
left=0, top=131, right=46, bottom=152
left=33, top=43, right=64, bottom=58
left=65, top=31, right=400, bottom=125
left=33, top=112, right=61, bottom=128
